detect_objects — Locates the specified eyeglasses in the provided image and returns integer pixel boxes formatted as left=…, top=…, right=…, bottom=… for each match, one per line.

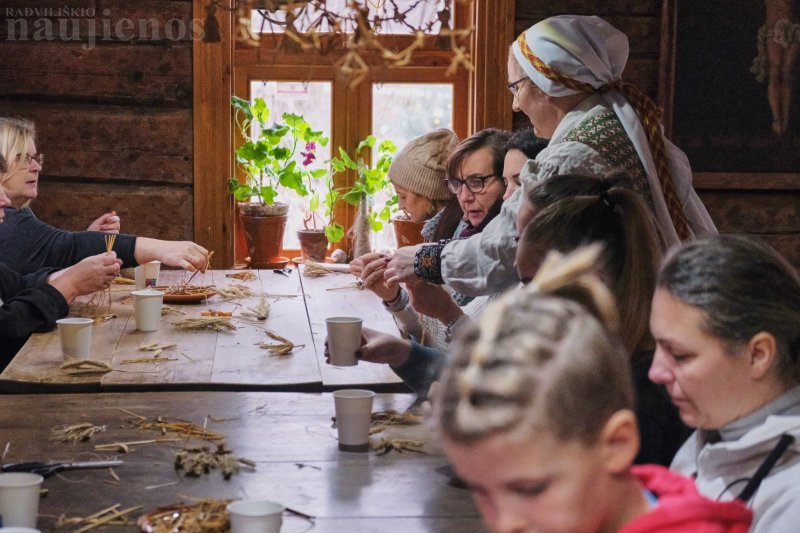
left=446, top=174, right=503, bottom=195
left=507, top=77, right=529, bottom=97
left=17, top=152, right=44, bottom=166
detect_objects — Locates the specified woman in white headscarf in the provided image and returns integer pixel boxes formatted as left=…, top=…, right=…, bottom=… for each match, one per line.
left=386, top=15, right=717, bottom=296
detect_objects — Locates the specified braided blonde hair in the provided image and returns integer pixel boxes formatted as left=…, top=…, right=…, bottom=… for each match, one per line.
left=437, top=245, right=634, bottom=444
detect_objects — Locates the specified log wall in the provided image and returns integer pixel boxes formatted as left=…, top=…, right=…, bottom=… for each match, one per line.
left=0, top=0, right=194, bottom=241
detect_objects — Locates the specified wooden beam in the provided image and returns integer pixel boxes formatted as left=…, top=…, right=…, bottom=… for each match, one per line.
left=471, top=0, right=515, bottom=132
left=192, top=0, right=233, bottom=267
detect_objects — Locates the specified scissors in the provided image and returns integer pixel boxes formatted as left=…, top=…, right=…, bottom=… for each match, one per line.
left=273, top=268, right=292, bottom=277
left=1, top=459, right=123, bottom=478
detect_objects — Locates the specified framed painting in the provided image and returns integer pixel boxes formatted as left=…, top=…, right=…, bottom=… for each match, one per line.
left=660, top=0, right=800, bottom=174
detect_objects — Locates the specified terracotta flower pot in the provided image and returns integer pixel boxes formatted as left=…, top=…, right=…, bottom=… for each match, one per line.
left=297, top=229, right=329, bottom=262
left=392, top=217, right=427, bottom=247
left=238, top=202, right=289, bottom=268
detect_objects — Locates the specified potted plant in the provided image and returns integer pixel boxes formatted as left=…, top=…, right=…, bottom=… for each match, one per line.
left=230, top=96, right=330, bottom=266
left=330, top=135, right=397, bottom=257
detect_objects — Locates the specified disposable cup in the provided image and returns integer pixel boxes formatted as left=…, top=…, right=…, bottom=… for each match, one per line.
left=333, top=389, right=375, bottom=452
left=0, top=528, right=41, bottom=532
left=133, top=266, right=145, bottom=290
left=132, top=290, right=164, bottom=332
left=0, top=473, right=43, bottom=528
left=226, top=500, right=284, bottom=533
left=56, top=318, right=93, bottom=359
left=142, top=260, right=161, bottom=288
left=326, top=317, right=362, bottom=367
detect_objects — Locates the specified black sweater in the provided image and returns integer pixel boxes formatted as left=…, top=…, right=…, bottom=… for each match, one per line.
left=0, top=263, right=69, bottom=369
left=0, top=207, right=137, bottom=275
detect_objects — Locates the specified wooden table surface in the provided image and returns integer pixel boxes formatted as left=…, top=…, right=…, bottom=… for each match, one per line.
left=0, top=391, right=485, bottom=532
left=0, top=268, right=403, bottom=393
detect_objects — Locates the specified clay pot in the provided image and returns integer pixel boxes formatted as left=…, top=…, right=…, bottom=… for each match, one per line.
left=392, top=217, right=427, bottom=247
left=238, top=202, right=289, bottom=267
left=297, top=229, right=329, bottom=262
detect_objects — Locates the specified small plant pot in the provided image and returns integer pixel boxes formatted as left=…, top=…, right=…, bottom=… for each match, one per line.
left=238, top=202, right=288, bottom=267
left=297, top=229, right=329, bottom=262
left=392, top=217, right=427, bottom=247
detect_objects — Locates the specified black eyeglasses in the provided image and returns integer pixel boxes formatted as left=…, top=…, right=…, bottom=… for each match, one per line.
left=446, top=174, right=503, bottom=194
left=507, top=77, right=528, bottom=97
left=17, top=152, right=44, bottom=166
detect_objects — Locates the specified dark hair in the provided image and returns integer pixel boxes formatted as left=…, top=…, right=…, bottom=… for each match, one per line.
left=0, top=154, right=6, bottom=174
left=432, top=129, right=511, bottom=241
left=520, top=174, right=663, bottom=355
left=505, top=128, right=548, bottom=159
left=445, top=128, right=511, bottom=185
left=658, top=235, right=800, bottom=385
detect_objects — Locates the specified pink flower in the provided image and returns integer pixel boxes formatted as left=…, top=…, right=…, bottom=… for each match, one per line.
left=301, top=151, right=316, bottom=167
left=305, top=141, right=317, bottom=152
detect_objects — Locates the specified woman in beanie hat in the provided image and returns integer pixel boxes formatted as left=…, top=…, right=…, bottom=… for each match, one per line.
left=386, top=15, right=717, bottom=297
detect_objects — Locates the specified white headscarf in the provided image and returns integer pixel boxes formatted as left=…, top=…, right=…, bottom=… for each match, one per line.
left=511, top=15, right=716, bottom=247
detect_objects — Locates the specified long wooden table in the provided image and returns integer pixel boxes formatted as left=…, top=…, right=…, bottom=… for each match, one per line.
left=0, top=267, right=403, bottom=393
left=0, top=391, right=485, bottom=532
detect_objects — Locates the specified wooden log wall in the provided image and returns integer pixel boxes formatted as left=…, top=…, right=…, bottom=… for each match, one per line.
left=515, top=0, right=800, bottom=267
left=0, top=0, right=194, bottom=241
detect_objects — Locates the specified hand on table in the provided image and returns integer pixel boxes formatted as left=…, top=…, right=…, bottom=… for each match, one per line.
left=350, top=252, right=399, bottom=302
left=325, top=327, right=411, bottom=368
left=87, top=211, right=120, bottom=233
left=136, top=238, right=209, bottom=272
left=49, top=252, right=122, bottom=302
left=385, top=245, right=422, bottom=285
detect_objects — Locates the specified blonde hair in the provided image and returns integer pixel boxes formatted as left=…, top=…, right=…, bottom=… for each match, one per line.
left=0, top=117, right=36, bottom=181
left=437, top=245, right=634, bottom=445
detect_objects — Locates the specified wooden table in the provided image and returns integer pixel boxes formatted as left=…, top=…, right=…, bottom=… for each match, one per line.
left=0, top=391, right=485, bottom=532
left=0, top=268, right=403, bottom=393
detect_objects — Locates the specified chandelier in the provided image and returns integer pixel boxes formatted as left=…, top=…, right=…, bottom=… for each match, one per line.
left=203, top=0, right=475, bottom=87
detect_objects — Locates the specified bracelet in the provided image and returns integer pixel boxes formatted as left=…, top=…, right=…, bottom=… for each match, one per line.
left=382, top=289, right=402, bottom=306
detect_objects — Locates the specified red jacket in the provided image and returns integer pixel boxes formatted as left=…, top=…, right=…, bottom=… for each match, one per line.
left=619, top=465, right=752, bottom=533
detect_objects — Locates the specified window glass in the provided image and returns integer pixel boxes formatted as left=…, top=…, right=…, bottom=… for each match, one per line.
left=250, top=81, right=332, bottom=250
left=371, top=82, right=454, bottom=250
left=252, top=0, right=452, bottom=35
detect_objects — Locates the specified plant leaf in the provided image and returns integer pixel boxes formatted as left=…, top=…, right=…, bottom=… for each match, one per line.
left=337, top=147, right=357, bottom=169
left=252, top=97, right=270, bottom=125
left=259, top=185, right=278, bottom=205
left=325, top=223, right=345, bottom=244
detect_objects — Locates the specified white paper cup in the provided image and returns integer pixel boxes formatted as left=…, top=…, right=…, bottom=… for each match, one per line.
left=0, top=473, right=43, bottom=528
left=132, top=290, right=164, bottom=332
left=0, top=528, right=41, bottom=532
left=142, top=260, right=161, bottom=288
left=133, top=265, right=145, bottom=290
left=326, top=317, right=362, bottom=367
left=227, top=500, right=284, bottom=533
left=333, top=389, right=375, bottom=452
left=56, top=318, right=93, bottom=360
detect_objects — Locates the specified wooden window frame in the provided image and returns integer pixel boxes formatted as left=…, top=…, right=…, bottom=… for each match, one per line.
left=193, top=0, right=514, bottom=267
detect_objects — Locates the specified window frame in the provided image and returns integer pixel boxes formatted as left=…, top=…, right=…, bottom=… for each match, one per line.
left=193, top=0, right=515, bottom=267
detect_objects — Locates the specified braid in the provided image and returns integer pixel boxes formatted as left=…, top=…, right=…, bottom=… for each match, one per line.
left=438, top=246, right=633, bottom=444
left=515, top=33, right=692, bottom=240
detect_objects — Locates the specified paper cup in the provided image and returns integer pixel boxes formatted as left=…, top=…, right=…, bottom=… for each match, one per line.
left=333, top=389, right=375, bottom=452
left=142, top=260, right=161, bottom=288
left=0, top=528, right=41, bottom=532
left=133, top=266, right=145, bottom=290
left=326, top=317, right=362, bottom=367
left=0, top=473, right=43, bottom=528
left=227, top=500, right=284, bottom=533
left=56, top=318, right=93, bottom=359
left=132, top=290, right=164, bottom=332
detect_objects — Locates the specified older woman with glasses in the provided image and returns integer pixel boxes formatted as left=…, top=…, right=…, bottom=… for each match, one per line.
left=385, top=15, right=717, bottom=297
left=0, top=117, right=209, bottom=275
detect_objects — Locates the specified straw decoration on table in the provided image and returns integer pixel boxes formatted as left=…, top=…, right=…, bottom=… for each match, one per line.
left=60, top=360, right=113, bottom=376
left=171, top=317, right=236, bottom=332
left=57, top=503, right=142, bottom=532
left=174, top=443, right=255, bottom=480
left=215, top=283, right=254, bottom=299
left=68, top=235, right=119, bottom=321
left=180, top=250, right=214, bottom=292
left=136, top=499, right=231, bottom=533
left=369, top=410, right=423, bottom=435
left=241, top=293, right=270, bottom=320
left=161, top=304, right=186, bottom=316
left=255, top=330, right=304, bottom=356
left=370, top=438, right=425, bottom=455
left=112, top=276, right=135, bottom=285
left=53, top=422, right=106, bottom=442
left=302, top=260, right=341, bottom=277
left=119, top=409, right=226, bottom=442
left=226, top=270, right=256, bottom=281
left=326, top=280, right=365, bottom=291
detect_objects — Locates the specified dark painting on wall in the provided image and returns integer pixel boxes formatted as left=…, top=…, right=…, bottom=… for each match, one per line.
left=671, top=0, right=799, bottom=172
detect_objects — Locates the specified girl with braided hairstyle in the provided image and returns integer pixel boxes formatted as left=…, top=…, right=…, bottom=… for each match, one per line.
left=386, top=15, right=716, bottom=297
left=435, top=247, right=752, bottom=533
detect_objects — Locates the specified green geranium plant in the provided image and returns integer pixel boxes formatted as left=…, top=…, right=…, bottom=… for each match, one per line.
left=230, top=96, right=346, bottom=243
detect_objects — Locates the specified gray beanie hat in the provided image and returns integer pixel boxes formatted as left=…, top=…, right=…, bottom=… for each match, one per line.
left=388, top=128, right=458, bottom=201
